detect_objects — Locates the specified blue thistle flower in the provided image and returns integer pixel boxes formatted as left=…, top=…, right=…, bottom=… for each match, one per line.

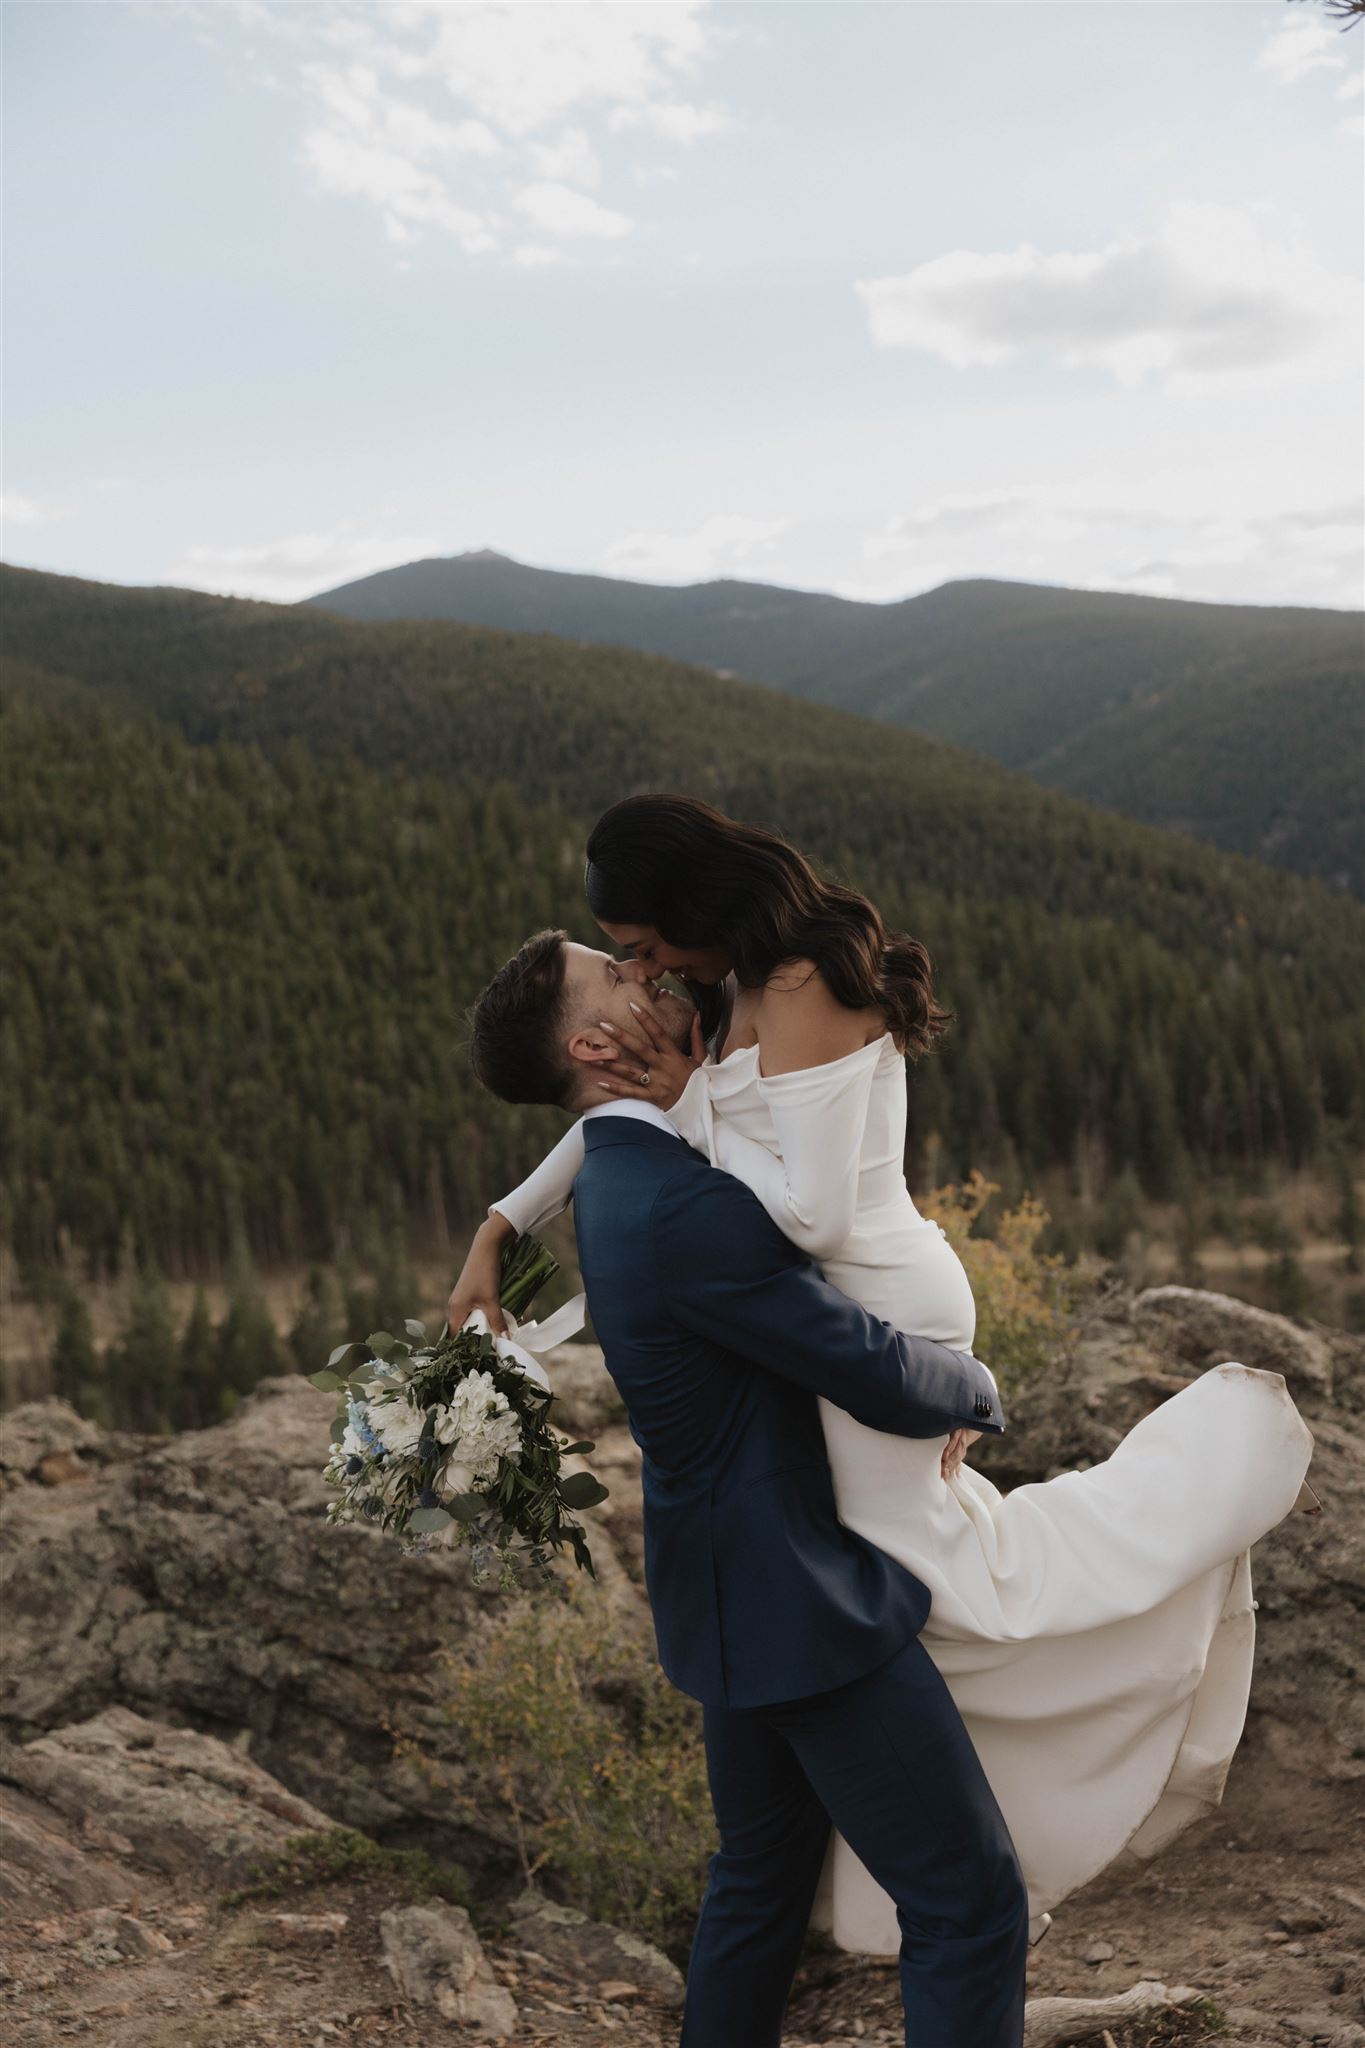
left=346, top=1395, right=383, bottom=1453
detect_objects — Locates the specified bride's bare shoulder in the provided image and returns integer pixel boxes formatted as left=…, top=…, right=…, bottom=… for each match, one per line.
left=756, top=959, right=884, bottom=1076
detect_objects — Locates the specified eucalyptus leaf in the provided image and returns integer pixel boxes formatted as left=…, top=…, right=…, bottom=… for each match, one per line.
left=404, top=1318, right=428, bottom=1341
left=408, top=1507, right=452, bottom=1534
left=327, top=1342, right=355, bottom=1369
left=328, top=1416, right=346, bottom=1445
left=308, top=1369, right=344, bottom=1392
left=448, top=1492, right=489, bottom=1523
left=558, top=1472, right=610, bottom=1510
left=366, top=1331, right=397, bottom=1358
left=558, top=1440, right=595, bottom=1456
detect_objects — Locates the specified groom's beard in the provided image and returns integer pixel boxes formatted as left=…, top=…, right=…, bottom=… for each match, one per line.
left=648, top=985, right=697, bottom=1052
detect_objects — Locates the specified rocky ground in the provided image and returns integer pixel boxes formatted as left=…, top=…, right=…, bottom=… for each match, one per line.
left=1, top=1280, right=1361, bottom=2047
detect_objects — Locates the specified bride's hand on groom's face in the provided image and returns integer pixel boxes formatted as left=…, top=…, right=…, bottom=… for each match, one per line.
left=594, top=1003, right=705, bottom=1110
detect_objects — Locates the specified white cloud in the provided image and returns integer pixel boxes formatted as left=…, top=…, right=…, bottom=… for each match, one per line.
left=603, top=514, right=791, bottom=583
left=1, top=491, right=75, bottom=529
left=421, top=3, right=716, bottom=138
left=1256, top=12, right=1348, bottom=86
left=511, top=242, right=570, bottom=270
left=853, top=485, right=1365, bottom=612
left=607, top=99, right=730, bottom=143
left=164, top=523, right=444, bottom=605
left=513, top=180, right=632, bottom=241
left=300, top=125, right=498, bottom=250
left=855, top=201, right=1359, bottom=391
left=526, top=127, right=602, bottom=189
left=297, top=58, right=500, bottom=251
left=239, top=1, right=730, bottom=265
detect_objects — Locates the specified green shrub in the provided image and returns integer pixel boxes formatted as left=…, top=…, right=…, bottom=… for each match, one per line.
left=429, top=1584, right=714, bottom=1954
left=223, top=1825, right=470, bottom=1909
left=918, top=1170, right=1083, bottom=1387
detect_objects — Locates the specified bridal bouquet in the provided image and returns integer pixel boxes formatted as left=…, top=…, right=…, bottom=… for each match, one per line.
left=310, top=1234, right=608, bottom=1589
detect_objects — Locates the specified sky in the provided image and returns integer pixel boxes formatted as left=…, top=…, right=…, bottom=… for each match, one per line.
left=4, top=0, right=1363, bottom=611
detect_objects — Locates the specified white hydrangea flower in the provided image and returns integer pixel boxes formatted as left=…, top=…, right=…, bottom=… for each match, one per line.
left=432, top=1369, right=524, bottom=1487
left=368, top=1394, right=427, bottom=1459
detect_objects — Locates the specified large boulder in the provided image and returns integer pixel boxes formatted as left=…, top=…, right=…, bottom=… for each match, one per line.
left=972, top=1281, right=1364, bottom=1751
left=0, top=1378, right=645, bottom=1870
left=0, top=1399, right=126, bottom=1493
left=0, top=1706, right=333, bottom=1883
left=1131, top=1285, right=1335, bottom=1399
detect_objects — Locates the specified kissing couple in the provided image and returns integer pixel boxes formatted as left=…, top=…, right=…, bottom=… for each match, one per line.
left=451, top=792, right=1314, bottom=2048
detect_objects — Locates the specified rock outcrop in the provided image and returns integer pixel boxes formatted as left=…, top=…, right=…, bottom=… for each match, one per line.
left=0, top=1370, right=645, bottom=1874
left=0, top=1282, right=1360, bottom=1865
left=967, top=1282, right=1364, bottom=1751
left=508, top=1887, right=685, bottom=2004
left=380, top=1902, right=518, bottom=2034
left=0, top=1711, right=687, bottom=2047
left=1, top=1706, right=333, bottom=1884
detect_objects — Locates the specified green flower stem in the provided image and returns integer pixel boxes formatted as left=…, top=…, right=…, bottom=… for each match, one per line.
left=499, top=1233, right=559, bottom=1322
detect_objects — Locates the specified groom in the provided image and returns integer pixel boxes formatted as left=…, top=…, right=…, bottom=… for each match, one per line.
left=468, top=931, right=1030, bottom=2048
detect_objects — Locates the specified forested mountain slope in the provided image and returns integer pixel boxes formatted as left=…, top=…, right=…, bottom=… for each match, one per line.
left=303, top=551, right=1364, bottom=894
left=3, top=563, right=1361, bottom=1285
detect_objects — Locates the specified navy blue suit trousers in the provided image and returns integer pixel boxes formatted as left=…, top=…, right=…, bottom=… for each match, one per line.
left=683, top=1635, right=1028, bottom=2048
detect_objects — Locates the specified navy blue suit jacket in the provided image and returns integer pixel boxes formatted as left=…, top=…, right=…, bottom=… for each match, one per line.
left=572, top=1114, right=1006, bottom=1709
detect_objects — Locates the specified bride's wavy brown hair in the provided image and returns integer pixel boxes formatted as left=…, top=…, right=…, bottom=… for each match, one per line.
left=584, top=793, right=952, bottom=1058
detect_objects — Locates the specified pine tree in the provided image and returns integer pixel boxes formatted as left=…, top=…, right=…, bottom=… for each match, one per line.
left=1335, top=1155, right=1364, bottom=1276
left=289, top=1265, right=344, bottom=1373
left=49, top=1280, right=101, bottom=1419
left=214, top=1236, right=284, bottom=1414
left=1267, top=1249, right=1312, bottom=1319
left=108, top=1259, right=181, bottom=1433
left=175, top=1288, right=216, bottom=1430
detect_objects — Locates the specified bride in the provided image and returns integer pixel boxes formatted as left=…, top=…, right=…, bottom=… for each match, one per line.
left=447, top=791, right=1316, bottom=1951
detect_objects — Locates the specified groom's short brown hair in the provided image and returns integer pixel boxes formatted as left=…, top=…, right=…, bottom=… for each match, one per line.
left=468, top=928, right=575, bottom=1107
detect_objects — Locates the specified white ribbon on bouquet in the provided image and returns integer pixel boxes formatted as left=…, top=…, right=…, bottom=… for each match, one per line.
left=447, top=1293, right=587, bottom=1393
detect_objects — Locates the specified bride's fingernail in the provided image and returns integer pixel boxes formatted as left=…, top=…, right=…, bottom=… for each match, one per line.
left=629, top=1001, right=643, bottom=1013
left=599, top=1021, right=615, bottom=1032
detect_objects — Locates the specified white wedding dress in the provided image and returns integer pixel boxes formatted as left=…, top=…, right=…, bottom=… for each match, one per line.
left=493, top=1032, right=1315, bottom=1949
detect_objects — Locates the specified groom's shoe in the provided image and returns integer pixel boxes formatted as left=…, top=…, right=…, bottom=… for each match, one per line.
left=1028, top=1910, right=1053, bottom=1947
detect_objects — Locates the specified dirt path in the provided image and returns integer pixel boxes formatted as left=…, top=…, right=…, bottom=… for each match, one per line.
left=4, top=1714, right=1361, bottom=2048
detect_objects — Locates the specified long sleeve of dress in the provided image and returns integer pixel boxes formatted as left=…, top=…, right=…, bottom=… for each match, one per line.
left=666, top=1043, right=882, bottom=1263
left=490, top=1119, right=586, bottom=1237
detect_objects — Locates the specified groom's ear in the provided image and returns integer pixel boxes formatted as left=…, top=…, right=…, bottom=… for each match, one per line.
left=565, top=1026, right=617, bottom=1070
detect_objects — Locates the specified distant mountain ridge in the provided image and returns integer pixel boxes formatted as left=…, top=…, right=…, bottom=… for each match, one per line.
left=304, top=552, right=1364, bottom=897
left=3, top=560, right=1362, bottom=1285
